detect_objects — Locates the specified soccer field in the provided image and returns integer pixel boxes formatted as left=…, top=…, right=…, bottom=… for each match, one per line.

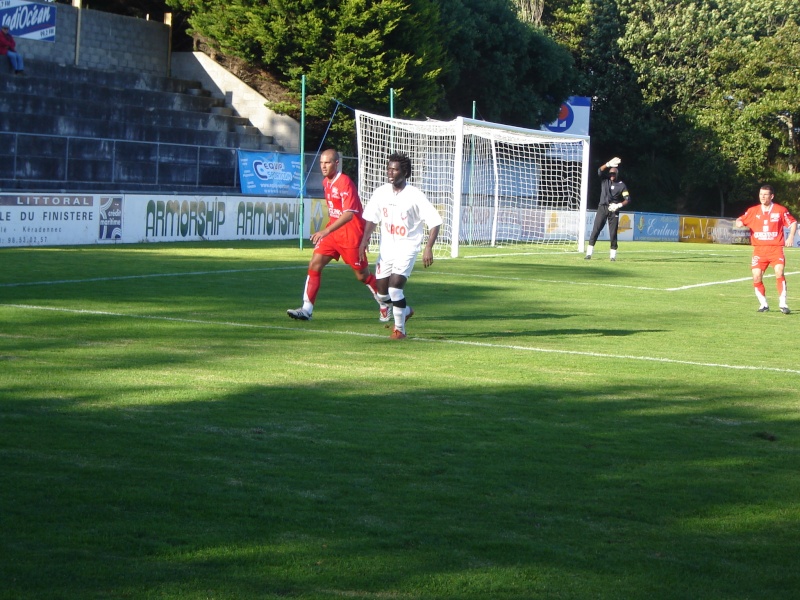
left=1, top=241, right=799, bottom=599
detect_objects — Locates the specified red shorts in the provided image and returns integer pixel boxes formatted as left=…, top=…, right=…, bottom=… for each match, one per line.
left=314, top=235, right=368, bottom=270
left=751, top=246, right=785, bottom=271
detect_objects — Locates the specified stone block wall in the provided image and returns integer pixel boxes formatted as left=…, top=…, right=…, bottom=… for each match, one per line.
left=14, top=2, right=170, bottom=76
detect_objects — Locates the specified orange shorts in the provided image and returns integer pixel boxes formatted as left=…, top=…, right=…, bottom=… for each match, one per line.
left=751, top=246, right=785, bottom=271
left=314, top=236, right=368, bottom=270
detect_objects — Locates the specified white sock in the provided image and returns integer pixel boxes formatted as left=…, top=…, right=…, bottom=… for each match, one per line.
left=755, top=289, right=768, bottom=307
left=610, top=249, right=617, bottom=260
left=392, top=306, right=406, bottom=333
left=586, top=245, right=594, bottom=257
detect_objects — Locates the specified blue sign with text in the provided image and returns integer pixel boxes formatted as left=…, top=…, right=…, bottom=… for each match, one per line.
left=238, top=151, right=302, bottom=197
left=0, top=0, right=57, bottom=42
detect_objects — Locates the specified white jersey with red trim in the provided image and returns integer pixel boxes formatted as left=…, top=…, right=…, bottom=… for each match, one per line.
left=363, top=182, right=442, bottom=255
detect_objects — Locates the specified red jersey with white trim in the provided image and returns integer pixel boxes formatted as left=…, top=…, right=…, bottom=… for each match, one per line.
left=738, top=202, right=797, bottom=246
left=323, top=172, right=365, bottom=248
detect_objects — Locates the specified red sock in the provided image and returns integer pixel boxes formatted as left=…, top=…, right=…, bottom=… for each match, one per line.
left=755, top=282, right=766, bottom=297
left=364, top=273, right=379, bottom=297
left=304, top=270, right=321, bottom=305
left=776, top=276, right=787, bottom=295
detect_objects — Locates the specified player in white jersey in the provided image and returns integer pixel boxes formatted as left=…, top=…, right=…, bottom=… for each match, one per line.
left=359, top=153, right=442, bottom=339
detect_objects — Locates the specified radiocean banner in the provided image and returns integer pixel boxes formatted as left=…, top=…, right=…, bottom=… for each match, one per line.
left=0, top=0, right=57, bottom=42
left=237, top=150, right=302, bottom=197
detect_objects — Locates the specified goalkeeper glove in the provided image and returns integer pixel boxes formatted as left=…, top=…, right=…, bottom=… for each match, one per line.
left=606, top=157, right=621, bottom=168
left=608, top=203, right=622, bottom=212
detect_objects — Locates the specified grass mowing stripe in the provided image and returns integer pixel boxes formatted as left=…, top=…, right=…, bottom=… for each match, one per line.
left=437, top=271, right=665, bottom=290
left=5, top=302, right=800, bottom=376
left=0, top=265, right=307, bottom=288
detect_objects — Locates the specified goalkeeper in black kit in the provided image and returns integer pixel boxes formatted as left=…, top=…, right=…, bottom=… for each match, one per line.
left=585, top=157, right=630, bottom=261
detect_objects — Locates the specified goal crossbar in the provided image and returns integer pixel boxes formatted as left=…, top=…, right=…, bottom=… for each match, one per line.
left=356, top=110, right=591, bottom=257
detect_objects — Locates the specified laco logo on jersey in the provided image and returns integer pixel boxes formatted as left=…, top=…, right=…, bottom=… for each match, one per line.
left=384, top=223, right=407, bottom=236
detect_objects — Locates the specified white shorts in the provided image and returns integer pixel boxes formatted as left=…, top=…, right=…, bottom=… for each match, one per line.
left=375, top=249, right=418, bottom=280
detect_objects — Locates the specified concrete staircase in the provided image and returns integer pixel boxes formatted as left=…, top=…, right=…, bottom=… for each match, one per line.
left=0, top=59, right=283, bottom=193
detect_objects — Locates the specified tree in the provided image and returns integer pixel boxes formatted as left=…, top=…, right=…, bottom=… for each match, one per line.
left=712, top=19, right=800, bottom=175
left=587, top=0, right=800, bottom=213
left=435, top=0, right=578, bottom=128
left=512, top=0, right=545, bottom=24
left=166, top=0, right=447, bottom=151
left=166, top=0, right=578, bottom=151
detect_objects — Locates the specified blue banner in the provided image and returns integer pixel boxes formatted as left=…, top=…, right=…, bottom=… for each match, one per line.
left=632, top=212, right=680, bottom=242
left=238, top=151, right=302, bottom=197
left=0, top=0, right=57, bottom=42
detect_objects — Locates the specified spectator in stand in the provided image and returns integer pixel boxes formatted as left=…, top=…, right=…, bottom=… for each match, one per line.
left=0, top=25, right=24, bottom=75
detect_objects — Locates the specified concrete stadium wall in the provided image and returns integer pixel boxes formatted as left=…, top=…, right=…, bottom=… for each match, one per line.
left=14, top=3, right=170, bottom=76
left=171, top=52, right=301, bottom=153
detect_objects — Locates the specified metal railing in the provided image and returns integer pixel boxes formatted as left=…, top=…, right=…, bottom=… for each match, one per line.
left=2, top=132, right=358, bottom=196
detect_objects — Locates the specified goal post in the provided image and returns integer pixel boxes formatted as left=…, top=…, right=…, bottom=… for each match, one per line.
left=356, top=110, right=591, bottom=257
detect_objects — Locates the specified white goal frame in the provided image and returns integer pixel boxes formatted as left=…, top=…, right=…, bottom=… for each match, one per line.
left=356, top=110, right=591, bottom=257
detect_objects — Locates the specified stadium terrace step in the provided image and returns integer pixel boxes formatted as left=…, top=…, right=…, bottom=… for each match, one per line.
left=0, top=91, right=253, bottom=134
left=19, top=58, right=202, bottom=95
left=0, top=112, right=277, bottom=150
left=0, top=58, right=282, bottom=193
left=0, top=74, right=226, bottom=114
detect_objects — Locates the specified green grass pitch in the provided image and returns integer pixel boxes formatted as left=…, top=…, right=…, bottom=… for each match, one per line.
left=1, top=240, right=799, bottom=599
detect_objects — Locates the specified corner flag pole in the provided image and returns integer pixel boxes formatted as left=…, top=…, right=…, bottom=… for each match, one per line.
left=299, top=75, right=306, bottom=250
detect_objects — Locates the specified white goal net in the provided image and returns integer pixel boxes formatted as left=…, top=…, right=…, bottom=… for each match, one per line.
left=356, top=110, right=590, bottom=257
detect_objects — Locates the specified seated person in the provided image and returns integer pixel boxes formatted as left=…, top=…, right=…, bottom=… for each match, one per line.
left=0, top=25, right=24, bottom=75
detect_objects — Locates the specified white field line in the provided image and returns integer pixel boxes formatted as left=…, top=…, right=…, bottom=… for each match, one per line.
left=436, top=270, right=799, bottom=291
left=3, top=303, right=799, bottom=376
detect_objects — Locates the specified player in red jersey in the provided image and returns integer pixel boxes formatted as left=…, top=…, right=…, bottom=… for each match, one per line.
left=735, top=184, right=797, bottom=314
left=287, top=149, right=385, bottom=321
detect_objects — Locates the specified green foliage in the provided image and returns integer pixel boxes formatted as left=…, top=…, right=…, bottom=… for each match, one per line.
left=710, top=19, right=800, bottom=175
left=613, top=0, right=800, bottom=208
left=435, top=0, right=578, bottom=127
left=765, top=169, right=800, bottom=214
left=166, top=0, right=447, bottom=151
left=165, top=0, right=577, bottom=149
left=541, top=0, right=800, bottom=214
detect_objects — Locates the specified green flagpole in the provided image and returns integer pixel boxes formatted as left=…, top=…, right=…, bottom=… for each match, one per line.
left=299, top=75, right=306, bottom=250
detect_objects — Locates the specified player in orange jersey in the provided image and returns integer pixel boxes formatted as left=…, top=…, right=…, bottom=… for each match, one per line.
left=735, top=184, right=797, bottom=314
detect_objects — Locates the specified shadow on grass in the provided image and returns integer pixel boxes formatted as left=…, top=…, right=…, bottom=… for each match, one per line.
left=1, top=242, right=796, bottom=598
left=1, top=377, right=798, bottom=600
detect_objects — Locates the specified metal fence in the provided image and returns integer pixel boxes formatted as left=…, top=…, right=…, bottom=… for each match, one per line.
left=1, top=132, right=358, bottom=196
